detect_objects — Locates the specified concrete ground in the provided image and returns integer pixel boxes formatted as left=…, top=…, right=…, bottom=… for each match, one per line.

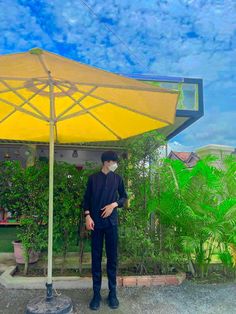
left=0, top=279, right=236, bottom=314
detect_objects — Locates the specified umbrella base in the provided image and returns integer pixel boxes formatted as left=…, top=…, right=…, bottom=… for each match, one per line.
left=25, top=295, right=73, bottom=314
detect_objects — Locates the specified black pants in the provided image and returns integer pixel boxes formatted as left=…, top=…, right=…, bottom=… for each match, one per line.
left=91, top=223, right=118, bottom=294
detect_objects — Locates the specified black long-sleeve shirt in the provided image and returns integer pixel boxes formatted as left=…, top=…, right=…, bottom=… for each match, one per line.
left=82, top=170, right=128, bottom=228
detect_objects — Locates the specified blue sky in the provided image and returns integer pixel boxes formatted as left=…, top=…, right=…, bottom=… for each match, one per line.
left=0, top=0, right=235, bottom=152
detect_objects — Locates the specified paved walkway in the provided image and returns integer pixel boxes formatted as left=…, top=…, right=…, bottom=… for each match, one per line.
left=0, top=280, right=236, bottom=314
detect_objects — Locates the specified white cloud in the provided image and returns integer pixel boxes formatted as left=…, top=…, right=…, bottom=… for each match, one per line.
left=0, top=0, right=235, bottom=148
left=0, top=1, right=54, bottom=54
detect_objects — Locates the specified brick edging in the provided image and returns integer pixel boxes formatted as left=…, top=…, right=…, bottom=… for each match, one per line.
left=118, top=272, right=186, bottom=287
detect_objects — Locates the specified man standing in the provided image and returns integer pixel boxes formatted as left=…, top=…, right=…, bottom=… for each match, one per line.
left=83, top=150, right=128, bottom=311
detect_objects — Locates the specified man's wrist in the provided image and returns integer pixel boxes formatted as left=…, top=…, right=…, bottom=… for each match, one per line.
left=112, top=202, right=119, bottom=208
left=84, top=210, right=90, bottom=218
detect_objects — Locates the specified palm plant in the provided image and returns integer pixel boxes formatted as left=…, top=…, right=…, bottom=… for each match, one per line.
left=156, top=154, right=236, bottom=278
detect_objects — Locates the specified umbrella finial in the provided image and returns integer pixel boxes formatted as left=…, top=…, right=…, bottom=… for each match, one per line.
left=29, top=47, right=43, bottom=55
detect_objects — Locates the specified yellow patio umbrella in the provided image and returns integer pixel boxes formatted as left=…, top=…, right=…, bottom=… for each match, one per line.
left=0, top=48, right=179, bottom=313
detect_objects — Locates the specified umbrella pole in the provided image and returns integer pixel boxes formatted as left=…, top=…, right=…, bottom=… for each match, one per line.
left=26, top=102, right=73, bottom=313
left=46, top=117, right=55, bottom=301
left=46, top=76, right=56, bottom=301
left=26, top=78, right=73, bottom=313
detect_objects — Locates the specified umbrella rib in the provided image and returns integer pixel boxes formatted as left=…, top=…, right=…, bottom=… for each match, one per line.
left=56, top=81, right=174, bottom=125
left=0, top=81, right=45, bottom=95
left=57, top=101, right=107, bottom=122
left=0, top=76, right=48, bottom=81
left=55, top=84, right=122, bottom=140
left=38, top=54, right=51, bottom=77
left=0, top=78, right=178, bottom=94
left=55, top=79, right=179, bottom=94
left=0, top=80, right=49, bottom=121
left=0, top=84, right=49, bottom=124
left=0, top=97, right=48, bottom=122
left=56, top=85, right=98, bottom=120
left=78, top=90, right=173, bottom=126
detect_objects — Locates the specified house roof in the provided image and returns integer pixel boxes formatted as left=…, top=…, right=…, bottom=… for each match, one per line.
left=172, top=151, right=193, bottom=161
left=168, top=150, right=200, bottom=168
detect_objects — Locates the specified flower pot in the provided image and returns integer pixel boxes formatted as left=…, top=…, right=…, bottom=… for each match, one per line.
left=12, top=240, right=40, bottom=264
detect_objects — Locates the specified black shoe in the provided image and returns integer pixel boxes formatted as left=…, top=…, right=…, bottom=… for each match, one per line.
left=107, top=291, right=119, bottom=309
left=89, top=292, right=102, bottom=311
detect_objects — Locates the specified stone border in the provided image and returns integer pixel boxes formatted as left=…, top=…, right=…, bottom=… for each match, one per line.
left=0, top=266, right=97, bottom=289
left=0, top=266, right=186, bottom=289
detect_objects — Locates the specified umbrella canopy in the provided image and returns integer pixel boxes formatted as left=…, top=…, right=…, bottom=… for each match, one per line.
left=0, top=48, right=179, bottom=305
left=0, top=48, right=178, bottom=143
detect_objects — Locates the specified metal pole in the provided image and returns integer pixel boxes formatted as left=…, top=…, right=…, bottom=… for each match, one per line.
left=46, top=77, right=55, bottom=301
left=25, top=50, right=74, bottom=314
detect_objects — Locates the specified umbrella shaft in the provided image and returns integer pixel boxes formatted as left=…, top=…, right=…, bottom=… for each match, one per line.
left=47, top=121, right=54, bottom=285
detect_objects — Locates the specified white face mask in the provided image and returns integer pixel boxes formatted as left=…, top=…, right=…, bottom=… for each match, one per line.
left=108, top=162, right=118, bottom=172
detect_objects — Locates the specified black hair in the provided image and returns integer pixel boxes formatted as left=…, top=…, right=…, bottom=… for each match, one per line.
left=101, top=150, right=119, bottom=164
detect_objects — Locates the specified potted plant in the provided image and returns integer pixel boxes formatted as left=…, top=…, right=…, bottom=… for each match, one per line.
left=12, top=239, right=40, bottom=265
left=12, top=215, right=46, bottom=274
